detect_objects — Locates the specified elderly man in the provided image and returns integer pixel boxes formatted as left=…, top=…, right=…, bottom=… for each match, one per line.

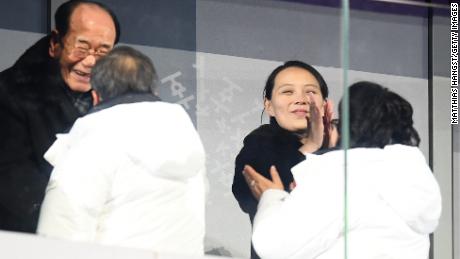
left=37, top=46, right=206, bottom=256
left=0, top=0, right=119, bottom=233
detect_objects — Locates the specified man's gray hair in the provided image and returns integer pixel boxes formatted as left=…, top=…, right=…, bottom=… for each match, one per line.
left=90, top=46, right=158, bottom=101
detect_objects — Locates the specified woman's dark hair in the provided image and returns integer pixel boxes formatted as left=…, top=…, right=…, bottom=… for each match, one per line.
left=264, top=60, right=328, bottom=101
left=339, top=81, right=420, bottom=148
left=55, top=0, right=121, bottom=44
left=262, top=60, right=329, bottom=124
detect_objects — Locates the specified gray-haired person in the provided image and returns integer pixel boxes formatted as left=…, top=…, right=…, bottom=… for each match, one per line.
left=37, top=46, right=206, bottom=256
left=0, top=0, right=120, bottom=233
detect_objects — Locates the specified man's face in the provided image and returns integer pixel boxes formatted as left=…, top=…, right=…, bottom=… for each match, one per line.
left=50, top=4, right=116, bottom=92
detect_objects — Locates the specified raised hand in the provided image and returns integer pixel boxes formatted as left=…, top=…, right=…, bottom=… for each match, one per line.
left=299, top=93, right=324, bottom=154
left=323, top=100, right=338, bottom=148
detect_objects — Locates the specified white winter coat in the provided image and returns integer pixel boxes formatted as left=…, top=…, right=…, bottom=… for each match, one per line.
left=37, top=101, right=206, bottom=256
left=252, top=144, right=441, bottom=259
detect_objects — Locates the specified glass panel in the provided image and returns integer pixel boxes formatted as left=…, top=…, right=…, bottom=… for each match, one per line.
left=46, top=1, right=347, bottom=258
left=340, top=2, right=350, bottom=258
left=346, top=1, right=451, bottom=259
left=195, top=1, right=344, bottom=258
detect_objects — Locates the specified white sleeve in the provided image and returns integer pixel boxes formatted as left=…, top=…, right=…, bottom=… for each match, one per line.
left=186, top=167, right=207, bottom=220
left=37, top=138, right=117, bottom=242
left=252, top=158, right=344, bottom=259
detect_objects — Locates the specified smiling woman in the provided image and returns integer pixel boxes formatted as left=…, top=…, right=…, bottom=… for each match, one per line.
left=231, top=60, right=333, bottom=259
left=265, top=66, right=326, bottom=133
left=248, top=81, right=441, bottom=259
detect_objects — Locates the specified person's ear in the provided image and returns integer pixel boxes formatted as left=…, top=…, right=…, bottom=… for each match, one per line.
left=264, top=98, right=275, bottom=117
left=91, top=90, right=101, bottom=106
left=49, top=30, right=62, bottom=58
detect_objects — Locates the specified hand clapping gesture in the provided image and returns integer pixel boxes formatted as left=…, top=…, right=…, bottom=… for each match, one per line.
left=299, top=93, right=334, bottom=154
left=243, top=165, right=284, bottom=201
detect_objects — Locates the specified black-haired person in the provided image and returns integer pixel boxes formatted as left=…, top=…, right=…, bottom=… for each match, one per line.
left=0, top=0, right=120, bottom=232
left=232, top=60, right=333, bottom=258
left=37, top=46, right=206, bottom=255
left=245, top=81, right=441, bottom=259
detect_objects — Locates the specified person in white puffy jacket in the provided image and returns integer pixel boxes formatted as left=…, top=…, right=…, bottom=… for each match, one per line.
left=243, top=81, right=442, bottom=259
left=37, top=46, right=206, bottom=256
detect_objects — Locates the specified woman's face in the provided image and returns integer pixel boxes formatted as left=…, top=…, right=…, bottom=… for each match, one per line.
left=265, top=66, right=325, bottom=132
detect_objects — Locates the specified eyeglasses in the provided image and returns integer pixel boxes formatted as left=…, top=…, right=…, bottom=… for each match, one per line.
left=70, top=46, right=110, bottom=60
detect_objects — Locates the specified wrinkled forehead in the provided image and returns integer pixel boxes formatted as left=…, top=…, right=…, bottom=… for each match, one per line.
left=66, top=4, right=116, bottom=44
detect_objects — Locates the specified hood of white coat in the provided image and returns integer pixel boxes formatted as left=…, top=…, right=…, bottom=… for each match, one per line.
left=373, top=144, right=442, bottom=234
left=301, top=144, right=442, bottom=235
left=45, top=102, right=205, bottom=181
